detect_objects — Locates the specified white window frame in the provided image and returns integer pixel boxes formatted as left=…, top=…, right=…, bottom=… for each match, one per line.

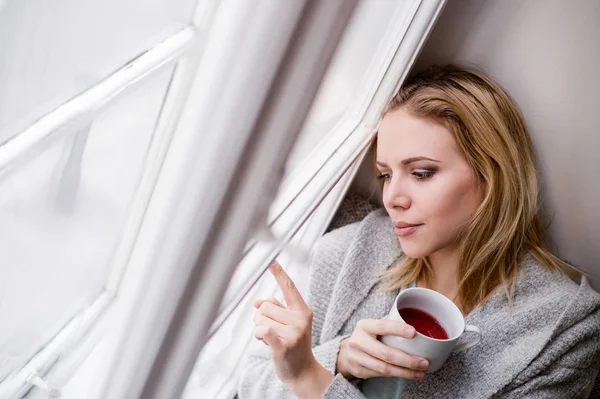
left=0, top=1, right=221, bottom=397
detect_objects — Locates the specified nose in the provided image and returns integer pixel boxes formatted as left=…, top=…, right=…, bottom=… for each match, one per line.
left=383, top=176, right=411, bottom=210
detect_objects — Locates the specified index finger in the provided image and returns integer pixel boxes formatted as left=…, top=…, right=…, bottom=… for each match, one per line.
left=361, top=318, right=416, bottom=338
left=268, top=261, right=304, bottom=309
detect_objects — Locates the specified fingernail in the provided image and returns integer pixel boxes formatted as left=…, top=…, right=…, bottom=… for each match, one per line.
left=419, top=360, right=429, bottom=370
left=405, top=326, right=416, bottom=335
left=415, top=371, right=425, bottom=380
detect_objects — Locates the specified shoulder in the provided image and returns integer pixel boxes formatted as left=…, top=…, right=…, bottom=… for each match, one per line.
left=515, top=254, right=579, bottom=299
left=450, top=256, right=600, bottom=397
left=499, top=257, right=600, bottom=395
left=512, top=254, right=600, bottom=335
left=477, top=254, right=600, bottom=346
left=517, top=254, right=600, bottom=309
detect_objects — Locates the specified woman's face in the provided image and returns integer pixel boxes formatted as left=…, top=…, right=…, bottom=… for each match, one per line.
left=376, top=108, right=484, bottom=259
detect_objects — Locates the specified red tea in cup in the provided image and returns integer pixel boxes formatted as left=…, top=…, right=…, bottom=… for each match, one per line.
left=399, top=307, right=448, bottom=340
left=382, top=287, right=480, bottom=372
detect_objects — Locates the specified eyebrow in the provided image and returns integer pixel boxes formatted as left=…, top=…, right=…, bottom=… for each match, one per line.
left=376, top=157, right=441, bottom=168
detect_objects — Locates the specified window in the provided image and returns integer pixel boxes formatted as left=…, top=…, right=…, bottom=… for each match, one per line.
left=0, top=0, right=195, bottom=145
left=0, top=0, right=445, bottom=398
left=0, top=0, right=216, bottom=397
left=0, top=65, right=173, bottom=383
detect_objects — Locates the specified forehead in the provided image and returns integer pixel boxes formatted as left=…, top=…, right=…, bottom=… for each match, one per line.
left=377, top=108, right=459, bottom=162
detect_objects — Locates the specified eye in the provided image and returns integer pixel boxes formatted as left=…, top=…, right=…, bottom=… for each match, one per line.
left=412, top=169, right=435, bottom=180
left=376, top=173, right=391, bottom=181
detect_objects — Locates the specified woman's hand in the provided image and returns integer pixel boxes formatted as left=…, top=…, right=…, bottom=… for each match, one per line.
left=253, top=261, right=334, bottom=397
left=336, top=318, right=430, bottom=380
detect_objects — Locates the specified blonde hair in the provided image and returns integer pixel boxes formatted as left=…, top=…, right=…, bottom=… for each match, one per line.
left=378, top=64, right=579, bottom=314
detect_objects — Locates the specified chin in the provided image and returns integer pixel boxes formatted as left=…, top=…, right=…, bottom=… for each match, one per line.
left=398, top=238, right=432, bottom=259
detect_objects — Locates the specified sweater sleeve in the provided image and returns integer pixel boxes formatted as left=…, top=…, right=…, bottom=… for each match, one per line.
left=322, top=374, right=368, bottom=399
left=237, top=223, right=362, bottom=399
left=497, top=306, right=600, bottom=398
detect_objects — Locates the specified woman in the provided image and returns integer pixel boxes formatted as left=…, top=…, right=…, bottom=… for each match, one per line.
left=237, top=65, right=600, bottom=398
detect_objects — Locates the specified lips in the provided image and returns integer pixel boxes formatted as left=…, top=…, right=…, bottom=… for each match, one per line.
left=395, top=221, right=421, bottom=229
left=394, top=221, right=423, bottom=237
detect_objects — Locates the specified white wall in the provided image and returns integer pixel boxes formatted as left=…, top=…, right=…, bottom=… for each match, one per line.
left=403, top=0, right=600, bottom=288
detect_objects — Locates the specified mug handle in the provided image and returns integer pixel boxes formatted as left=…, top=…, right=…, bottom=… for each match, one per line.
left=453, top=324, right=481, bottom=352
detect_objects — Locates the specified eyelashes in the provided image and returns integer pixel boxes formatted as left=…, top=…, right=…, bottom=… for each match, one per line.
left=376, top=169, right=437, bottom=181
left=412, top=170, right=435, bottom=180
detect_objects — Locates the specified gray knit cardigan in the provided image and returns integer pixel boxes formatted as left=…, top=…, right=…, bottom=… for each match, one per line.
left=237, top=209, right=600, bottom=398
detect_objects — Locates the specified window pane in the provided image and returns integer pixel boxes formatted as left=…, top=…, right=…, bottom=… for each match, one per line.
left=0, top=66, right=174, bottom=381
left=284, top=0, right=399, bottom=172
left=0, top=0, right=195, bottom=144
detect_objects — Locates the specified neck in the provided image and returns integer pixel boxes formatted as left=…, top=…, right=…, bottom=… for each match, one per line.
left=418, top=246, right=460, bottom=301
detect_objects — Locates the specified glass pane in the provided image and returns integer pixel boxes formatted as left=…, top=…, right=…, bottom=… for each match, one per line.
left=0, top=0, right=195, bottom=144
left=284, top=0, right=399, bottom=172
left=0, top=66, right=174, bottom=381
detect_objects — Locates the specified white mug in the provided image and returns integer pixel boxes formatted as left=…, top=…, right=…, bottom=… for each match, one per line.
left=381, top=287, right=481, bottom=373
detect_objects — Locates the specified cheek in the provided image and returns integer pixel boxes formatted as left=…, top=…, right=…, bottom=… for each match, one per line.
left=398, top=177, right=482, bottom=258
left=422, top=175, right=482, bottom=229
